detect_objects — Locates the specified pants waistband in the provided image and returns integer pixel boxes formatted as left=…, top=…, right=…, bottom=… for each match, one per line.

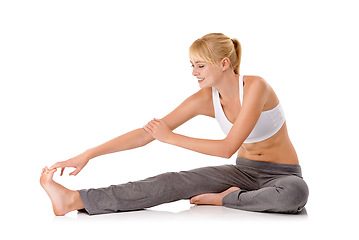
left=236, top=157, right=302, bottom=176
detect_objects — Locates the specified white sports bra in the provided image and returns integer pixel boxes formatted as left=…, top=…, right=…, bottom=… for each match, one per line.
left=212, top=75, right=285, bottom=143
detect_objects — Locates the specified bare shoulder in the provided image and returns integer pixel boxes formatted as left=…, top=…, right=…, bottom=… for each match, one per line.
left=243, top=75, right=278, bottom=109
left=192, top=87, right=214, bottom=117
left=186, top=87, right=212, bottom=105
left=161, top=87, right=214, bottom=130
left=243, top=75, right=269, bottom=89
left=243, top=75, right=270, bottom=98
left=195, top=87, right=213, bottom=101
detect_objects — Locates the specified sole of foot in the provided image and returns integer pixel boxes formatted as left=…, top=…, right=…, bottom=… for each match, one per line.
left=190, top=186, right=240, bottom=206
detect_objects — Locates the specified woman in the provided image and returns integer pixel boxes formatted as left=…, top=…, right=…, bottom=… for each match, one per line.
left=40, top=33, right=309, bottom=216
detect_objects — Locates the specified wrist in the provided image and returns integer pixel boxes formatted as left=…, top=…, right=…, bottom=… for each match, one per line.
left=83, top=148, right=96, bottom=160
left=166, top=132, right=177, bottom=145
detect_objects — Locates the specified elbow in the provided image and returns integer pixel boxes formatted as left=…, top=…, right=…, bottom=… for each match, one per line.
left=218, top=147, right=233, bottom=159
left=222, top=150, right=235, bottom=159
left=220, top=140, right=238, bottom=159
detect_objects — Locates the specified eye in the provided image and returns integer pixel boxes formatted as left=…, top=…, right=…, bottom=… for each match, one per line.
left=198, top=65, right=204, bottom=68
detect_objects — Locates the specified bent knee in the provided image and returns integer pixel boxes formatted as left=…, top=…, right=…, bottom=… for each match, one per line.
left=275, top=176, right=309, bottom=213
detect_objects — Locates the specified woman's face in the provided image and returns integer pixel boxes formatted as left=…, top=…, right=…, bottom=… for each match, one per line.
left=190, top=59, right=222, bottom=89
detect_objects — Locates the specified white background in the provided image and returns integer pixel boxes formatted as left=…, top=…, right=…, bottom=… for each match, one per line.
left=1, top=0, right=358, bottom=239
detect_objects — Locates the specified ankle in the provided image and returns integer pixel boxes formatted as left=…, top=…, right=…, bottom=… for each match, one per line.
left=69, top=191, right=84, bottom=211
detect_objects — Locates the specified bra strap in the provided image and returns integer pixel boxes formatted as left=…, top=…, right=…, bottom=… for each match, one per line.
left=239, top=75, right=244, bottom=106
left=211, top=87, right=220, bottom=118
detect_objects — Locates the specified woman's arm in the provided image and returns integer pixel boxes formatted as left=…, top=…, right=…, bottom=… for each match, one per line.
left=145, top=78, right=269, bottom=159
left=86, top=128, right=154, bottom=159
left=89, top=88, right=213, bottom=158
left=144, top=119, right=231, bottom=158
left=50, top=88, right=212, bottom=175
left=168, top=133, right=230, bottom=158
left=50, top=129, right=155, bottom=175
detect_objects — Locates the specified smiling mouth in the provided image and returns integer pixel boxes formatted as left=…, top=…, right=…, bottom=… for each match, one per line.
left=197, top=78, right=205, bottom=83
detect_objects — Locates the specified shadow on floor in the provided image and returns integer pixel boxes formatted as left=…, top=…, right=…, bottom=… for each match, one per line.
left=53, top=202, right=308, bottom=223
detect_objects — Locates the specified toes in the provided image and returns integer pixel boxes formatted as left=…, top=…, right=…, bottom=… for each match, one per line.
left=42, top=166, right=49, bottom=174
left=48, top=168, right=57, bottom=177
left=190, top=196, right=199, bottom=204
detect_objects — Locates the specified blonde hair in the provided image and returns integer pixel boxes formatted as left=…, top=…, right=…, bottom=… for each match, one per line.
left=189, top=33, right=241, bottom=74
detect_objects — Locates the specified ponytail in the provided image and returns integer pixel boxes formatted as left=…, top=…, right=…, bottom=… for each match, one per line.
left=231, top=38, right=241, bottom=74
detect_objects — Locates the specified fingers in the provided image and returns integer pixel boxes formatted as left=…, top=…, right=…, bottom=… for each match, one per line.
left=143, top=125, right=151, bottom=134
left=46, top=158, right=83, bottom=177
left=60, top=167, right=65, bottom=176
left=148, top=119, right=160, bottom=127
left=143, top=118, right=166, bottom=137
left=49, top=162, right=65, bottom=176
left=49, top=161, right=69, bottom=176
left=49, top=161, right=64, bottom=171
left=45, top=165, right=78, bottom=176
left=41, top=166, right=57, bottom=174
left=148, top=120, right=158, bottom=127
left=69, top=168, right=81, bottom=176
left=47, top=168, right=57, bottom=178
left=153, top=118, right=162, bottom=123
left=143, top=120, right=157, bottom=133
left=143, top=123, right=151, bottom=131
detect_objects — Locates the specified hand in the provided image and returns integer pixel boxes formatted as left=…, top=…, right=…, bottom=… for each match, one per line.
left=143, top=118, right=173, bottom=143
left=49, top=151, right=91, bottom=176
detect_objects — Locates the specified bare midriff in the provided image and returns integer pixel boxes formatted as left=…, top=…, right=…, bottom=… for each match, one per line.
left=237, top=122, right=299, bottom=165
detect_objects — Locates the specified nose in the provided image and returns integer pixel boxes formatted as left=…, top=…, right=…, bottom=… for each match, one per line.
left=192, top=68, right=198, bottom=77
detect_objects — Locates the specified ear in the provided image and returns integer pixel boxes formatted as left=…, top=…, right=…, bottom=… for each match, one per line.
left=220, top=57, right=231, bottom=71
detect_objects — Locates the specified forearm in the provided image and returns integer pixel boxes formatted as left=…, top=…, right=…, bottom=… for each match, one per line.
left=167, top=133, right=231, bottom=159
left=86, top=128, right=154, bottom=159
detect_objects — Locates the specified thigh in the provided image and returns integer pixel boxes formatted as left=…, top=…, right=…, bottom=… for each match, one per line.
left=172, top=164, right=258, bottom=198
left=263, top=175, right=308, bottom=193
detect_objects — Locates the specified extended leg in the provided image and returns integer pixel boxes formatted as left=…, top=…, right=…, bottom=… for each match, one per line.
left=78, top=164, right=251, bottom=215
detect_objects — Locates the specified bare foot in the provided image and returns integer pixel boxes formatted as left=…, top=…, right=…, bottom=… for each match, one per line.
left=40, top=166, right=84, bottom=216
left=190, top=187, right=241, bottom=206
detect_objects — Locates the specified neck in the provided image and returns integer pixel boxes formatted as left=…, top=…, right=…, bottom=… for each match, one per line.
left=214, top=72, right=240, bottom=102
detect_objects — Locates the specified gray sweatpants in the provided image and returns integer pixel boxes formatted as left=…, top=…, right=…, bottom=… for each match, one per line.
left=78, top=157, right=309, bottom=215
